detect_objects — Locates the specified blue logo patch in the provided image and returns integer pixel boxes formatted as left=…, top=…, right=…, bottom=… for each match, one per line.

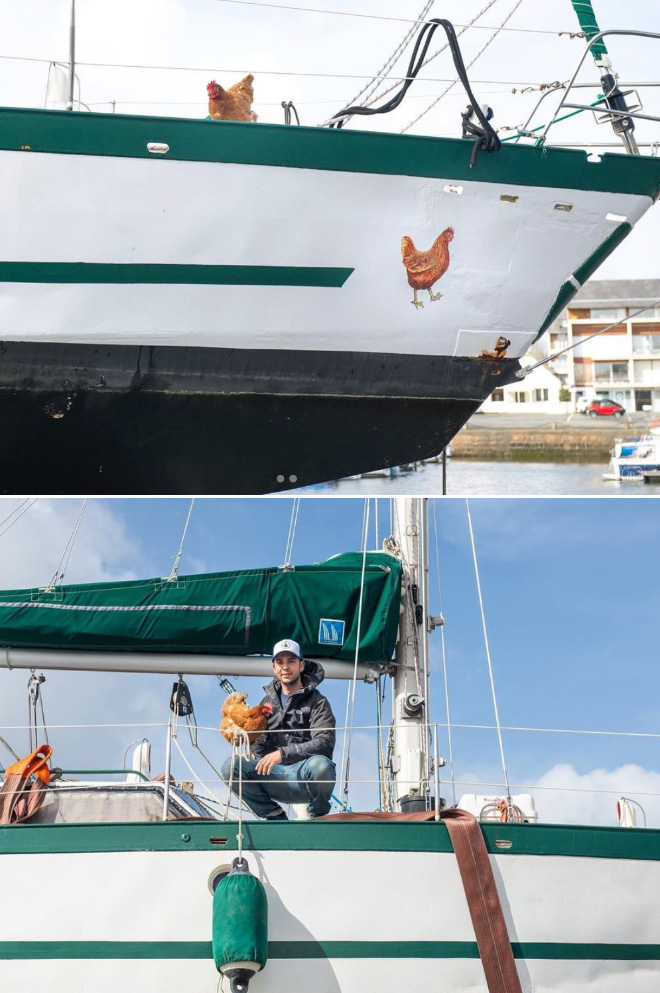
left=318, top=618, right=345, bottom=646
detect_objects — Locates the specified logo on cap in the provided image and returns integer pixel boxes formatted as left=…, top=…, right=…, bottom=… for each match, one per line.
left=272, top=638, right=302, bottom=660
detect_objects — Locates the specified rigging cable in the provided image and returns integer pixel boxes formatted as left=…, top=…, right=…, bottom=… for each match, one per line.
left=328, top=19, right=500, bottom=166
left=339, top=498, right=371, bottom=805
left=432, top=499, right=456, bottom=805
left=283, top=497, right=301, bottom=567
left=169, top=498, right=195, bottom=582
left=517, top=301, right=660, bottom=379
left=400, top=0, right=526, bottom=133
left=465, top=499, right=513, bottom=813
left=47, top=498, right=87, bottom=589
left=0, top=499, right=38, bottom=541
left=203, top=0, right=582, bottom=35
left=320, top=0, right=435, bottom=126
left=335, top=0, right=501, bottom=125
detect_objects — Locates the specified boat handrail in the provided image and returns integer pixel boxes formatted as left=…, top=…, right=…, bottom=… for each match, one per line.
left=540, top=29, right=660, bottom=148
left=512, top=81, right=660, bottom=147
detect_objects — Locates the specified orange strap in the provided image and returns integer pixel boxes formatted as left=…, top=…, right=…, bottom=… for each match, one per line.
left=5, top=744, right=52, bottom=786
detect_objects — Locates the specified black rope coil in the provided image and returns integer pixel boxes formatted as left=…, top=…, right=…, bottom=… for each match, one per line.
left=328, top=18, right=501, bottom=167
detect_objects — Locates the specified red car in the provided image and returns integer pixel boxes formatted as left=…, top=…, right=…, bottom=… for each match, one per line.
left=587, top=399, right=625, bottom=418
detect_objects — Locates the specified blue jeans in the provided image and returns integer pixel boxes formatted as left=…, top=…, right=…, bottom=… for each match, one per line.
left=221, top=754, right=336, bottom=819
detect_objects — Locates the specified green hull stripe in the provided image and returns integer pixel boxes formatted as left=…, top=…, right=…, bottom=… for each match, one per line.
left=0, top=262, right=354, bottom=288
left=2, top=940, right=660, bottom=961
left=533, top=222, right=632, bottom=341
left=3, top=818, right=660, bottom=861
left=2, top=107, right=660, bottom=199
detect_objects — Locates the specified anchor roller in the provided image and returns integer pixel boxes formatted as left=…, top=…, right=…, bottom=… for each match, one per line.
left=212, top=856, right=268, bottom=993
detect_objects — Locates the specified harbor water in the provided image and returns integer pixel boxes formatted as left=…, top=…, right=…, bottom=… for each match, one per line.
left=296, top=461, right=660, bottom=496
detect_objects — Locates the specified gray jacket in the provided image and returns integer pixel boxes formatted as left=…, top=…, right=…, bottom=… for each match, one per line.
left=252, top=659, right=336, bottom=765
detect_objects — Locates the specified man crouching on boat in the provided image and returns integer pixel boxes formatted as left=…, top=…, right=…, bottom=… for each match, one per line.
left=221, top=639, right=336, bottom=820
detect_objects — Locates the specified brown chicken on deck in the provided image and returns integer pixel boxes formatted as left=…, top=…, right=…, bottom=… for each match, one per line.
left=207, top=76, right=257, bottom=122
left=401, top=226, right=454, bottom=309
left=220, top=692, right=273, bottom=745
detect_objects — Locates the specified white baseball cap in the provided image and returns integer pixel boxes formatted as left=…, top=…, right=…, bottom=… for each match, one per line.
left=272, top=638, right=302, bottom=660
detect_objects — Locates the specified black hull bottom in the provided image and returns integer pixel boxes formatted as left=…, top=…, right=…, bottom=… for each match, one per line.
left=0, top=342, right=520, bottom=494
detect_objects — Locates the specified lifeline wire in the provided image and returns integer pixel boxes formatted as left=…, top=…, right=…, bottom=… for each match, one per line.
left=432, top=499, right=456, bottom=805
left=0, top=53, right=541, bottom=86
left=465, top=499, right=513, bottom=809
left=401, top=0, right=526, bottom=133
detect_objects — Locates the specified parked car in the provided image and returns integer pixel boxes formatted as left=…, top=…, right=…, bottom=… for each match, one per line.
left=576, top=396, right=592, bottom=413
left=587, top=399, right=625, bottom=418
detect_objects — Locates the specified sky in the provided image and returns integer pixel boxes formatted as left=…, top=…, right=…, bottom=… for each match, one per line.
left=0, top=0, right=659, bottom=276
left=0, top=495, right=659, bottom=827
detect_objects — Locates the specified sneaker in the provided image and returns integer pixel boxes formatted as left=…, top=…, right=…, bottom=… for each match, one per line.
left=265, top=807, right=288, bottom=821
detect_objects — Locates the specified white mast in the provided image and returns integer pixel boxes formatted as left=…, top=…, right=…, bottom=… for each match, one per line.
left=388, top=498, right=431, bottom=810
left=66, top=0, right=76, bottom=112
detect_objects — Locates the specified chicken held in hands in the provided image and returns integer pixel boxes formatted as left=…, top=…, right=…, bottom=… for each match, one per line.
left=401, top=226, right=454, bottom=309
left=207, top=76, right=257, bottom=122
left=220, top=692, right=273, bottom=745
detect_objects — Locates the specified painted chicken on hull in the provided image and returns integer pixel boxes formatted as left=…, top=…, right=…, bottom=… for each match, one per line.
left=401, top=225, right=454, bottom=308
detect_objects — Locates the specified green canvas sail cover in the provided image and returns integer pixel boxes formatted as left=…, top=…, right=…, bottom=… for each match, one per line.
left=0, top=552, right=401, bottom=665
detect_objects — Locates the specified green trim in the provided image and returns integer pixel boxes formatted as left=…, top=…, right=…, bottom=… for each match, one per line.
left=573, top=222, right=632, bottom=286
left=534, top=222, right=633, bottom=341
left=2, top=939, right=660, bottom=961
left=3, top=818, right=660, bottom=861
left=2, top=107, right=660, bottom=199
left=0, top=262, right=353, bottom=288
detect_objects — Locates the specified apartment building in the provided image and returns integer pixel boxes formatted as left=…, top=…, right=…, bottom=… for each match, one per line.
left=547, top=278, right=660, bottom=412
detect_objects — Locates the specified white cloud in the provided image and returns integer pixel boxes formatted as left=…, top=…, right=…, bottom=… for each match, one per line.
left=533, top=762, right=660, bottom=828
left=0, top=498, right=168, bottom=773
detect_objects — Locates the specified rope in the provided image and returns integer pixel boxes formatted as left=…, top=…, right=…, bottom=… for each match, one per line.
left=47, top=499, right=87, bottom=589
left=400, top=0, right=526, bottom=133
left=283, top=497, right=301, bottom=566
left=339, top=499, right=371, bottom=804
left=432, top=500, right=456, bottom=806
left=345, top=0, right=501, bottom=122
left=517, top=301, right=660, bottom=379
left=172, top=734, right=230, bottom=808
left=328, top=16, right=502, bottom=162
left=319, top=0, right=436, bottom=126
left=168, top=498, right=195, bottom=582
left=465, top=499, right=513, bottom=812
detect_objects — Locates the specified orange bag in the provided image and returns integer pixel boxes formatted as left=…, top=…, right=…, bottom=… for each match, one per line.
left=0, top=744, right=52, bottom=824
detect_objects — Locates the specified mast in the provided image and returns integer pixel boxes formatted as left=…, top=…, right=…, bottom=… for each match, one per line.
left=388, top=498, right=431, bottom=810
left=66, top=0, right=76, bottom=112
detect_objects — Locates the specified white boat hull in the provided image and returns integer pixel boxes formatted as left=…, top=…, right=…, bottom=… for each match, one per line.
left=1, top=819, right=659, bottom=991
left=1, top=109, right=658, bottom=491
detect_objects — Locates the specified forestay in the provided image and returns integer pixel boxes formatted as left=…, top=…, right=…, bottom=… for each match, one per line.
left=0, top=553, right=401, bottom=664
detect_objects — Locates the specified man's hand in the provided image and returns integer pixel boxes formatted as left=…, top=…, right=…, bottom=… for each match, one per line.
left=255, top=750, right=282, bottom=775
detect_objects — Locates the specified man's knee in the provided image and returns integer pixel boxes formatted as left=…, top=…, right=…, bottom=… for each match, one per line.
left=221, top=757, right=234, bottom=782
left=304, top=754, right=335, bottom=782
